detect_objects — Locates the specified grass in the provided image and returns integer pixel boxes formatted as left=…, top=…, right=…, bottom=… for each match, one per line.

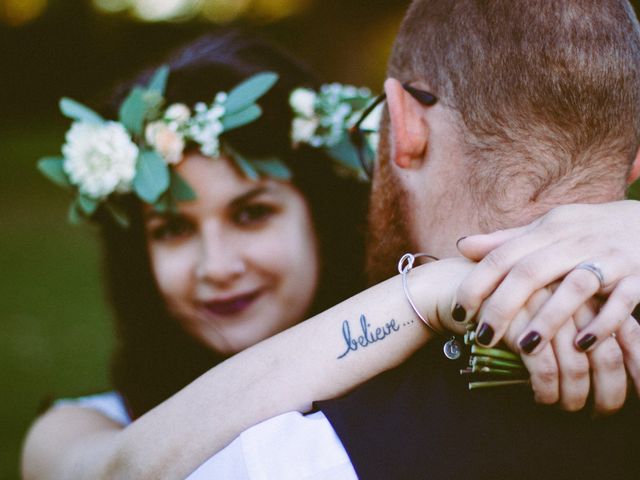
left=1, top=119, right=113, bottom=479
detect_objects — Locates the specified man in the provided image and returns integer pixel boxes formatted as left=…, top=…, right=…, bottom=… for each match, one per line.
left=194, top=1, right=640, bottom=478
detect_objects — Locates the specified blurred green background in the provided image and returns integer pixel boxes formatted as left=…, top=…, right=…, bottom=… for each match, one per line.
left=0, top=0, right=410, bottom=478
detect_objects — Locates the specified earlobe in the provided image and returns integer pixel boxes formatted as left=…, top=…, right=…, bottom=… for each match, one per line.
left=384, top=78, right=428, bottom=170
left=627, top=147, right=640, bottom=185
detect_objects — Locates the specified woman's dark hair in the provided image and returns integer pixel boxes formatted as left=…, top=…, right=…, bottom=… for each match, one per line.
left=98, top=30, right=369, bottom=418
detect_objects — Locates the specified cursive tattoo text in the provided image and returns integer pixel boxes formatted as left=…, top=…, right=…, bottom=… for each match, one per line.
left=337, top=314, right=402, bottom=359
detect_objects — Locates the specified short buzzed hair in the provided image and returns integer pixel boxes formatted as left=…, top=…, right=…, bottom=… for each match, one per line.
left=389, top=0, right=640, bottom=218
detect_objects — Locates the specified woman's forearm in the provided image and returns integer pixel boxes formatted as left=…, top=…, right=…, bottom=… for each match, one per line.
left=112, top=258, right=471, bottom=479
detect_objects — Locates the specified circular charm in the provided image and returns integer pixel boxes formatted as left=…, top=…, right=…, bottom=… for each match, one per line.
left=443, top=337, right=462, bottom=360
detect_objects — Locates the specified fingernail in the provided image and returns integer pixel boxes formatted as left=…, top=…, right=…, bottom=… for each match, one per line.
left=519, top=331, right=541, bottom=354
left=577, top=334, right=597, bottom=351
left=456, top=236, right=468, bottom=249
left=452, top=304, right=467, bottom=322
left=476, top=323, right=494, bottom=346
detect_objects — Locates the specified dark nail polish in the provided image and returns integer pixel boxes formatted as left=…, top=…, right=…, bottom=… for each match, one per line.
left=452, top=304, right=467, bottom=322
left=577, top=334, right=597, bottom=351
left=519, top=331, right=541, bottom=354
left=476, top=323, right=494, bottom=346
left=456, top=236, right=468, bottom=249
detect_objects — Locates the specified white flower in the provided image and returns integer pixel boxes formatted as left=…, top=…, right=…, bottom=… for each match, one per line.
left=145, top=121, right=186, bottom=165
left=187, top=101, right=227, bottom=157
left=292, top=118, right=319, bottom=146
left=290, top=88, right=317, bottom=118
left=188, top=119, right=224, bottom=157
left=62, top=121, right=138, bottom=199
left=164, top=103, right=191, bottom=123
left=215, top=92, right=228, bottom=104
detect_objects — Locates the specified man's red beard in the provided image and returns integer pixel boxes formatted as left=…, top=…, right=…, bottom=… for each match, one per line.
left=365, top=134, right=414, bottom=285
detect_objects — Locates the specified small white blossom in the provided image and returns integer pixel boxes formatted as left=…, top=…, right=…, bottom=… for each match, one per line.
left=145, top=121, right=185, bottom=165
left=187, top=101, right=227, bottom=157
left=215, top=92, right=228, bottom=104
left=292, top=118, right=319, bottom=146
left=290, top=88, right=317, bottom=118
left=62, top=121, right=138, bottom=199
left=164, top=103, right=191, bottom=123
left=343, top=85, right=358, bottom=97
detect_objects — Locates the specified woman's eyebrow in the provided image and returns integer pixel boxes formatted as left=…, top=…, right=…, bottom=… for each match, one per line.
left=230, top=186, right=274, bottom=208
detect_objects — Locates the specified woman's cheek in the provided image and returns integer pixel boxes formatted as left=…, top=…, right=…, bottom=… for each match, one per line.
left=150, top=244, right=195, bottom=301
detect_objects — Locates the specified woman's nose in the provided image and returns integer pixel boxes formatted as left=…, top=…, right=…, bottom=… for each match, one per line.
left=195, top=225, right=246, bottom=284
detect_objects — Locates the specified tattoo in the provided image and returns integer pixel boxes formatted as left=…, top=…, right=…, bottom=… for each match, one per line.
left=337, top=314, right=403, bottom=359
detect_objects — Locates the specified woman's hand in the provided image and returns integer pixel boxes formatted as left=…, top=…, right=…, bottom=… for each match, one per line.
left=454, top=201, right=640, bottom=350
left=496, top=288, right=634, bottom=413
left=452, top=200, right=640, bottom=408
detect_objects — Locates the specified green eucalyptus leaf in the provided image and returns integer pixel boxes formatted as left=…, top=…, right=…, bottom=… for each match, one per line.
left=105, top=202, right=130, bottom=228
left=142, top=90, right=165, bottom=122
left=169, top=170, right=197, bottom=201
left=77, top=195, right=99, bottom=215
left=627, top=178, right=640, bottom=200
left=38, top=156, right=71, bottom=188
left=252, top=158, right=292, bottom=180
left=153, top=192, right=173, bottom=214
left=119, top=87, right=147, bottom=136
left=234, top=155, right=259, bottom=180
left=224, top=72, right=279, bottom=115
left=68, top=199, right=83, bottom=225
left=148, top=65, right=170, bottom=95
left=133, top=151, right=170, bottom=203
left=221, top=104, right=262, bottom=132
left=327, top=134, right=363, bottom=171
left=60, top=98, right=104, bottom=124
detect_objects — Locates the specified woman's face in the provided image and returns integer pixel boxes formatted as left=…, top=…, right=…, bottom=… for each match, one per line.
left=144, top=153, right=320, bottom=355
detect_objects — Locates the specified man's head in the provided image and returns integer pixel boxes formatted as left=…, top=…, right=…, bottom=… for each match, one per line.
left=367, top=0, right=640, bottom=282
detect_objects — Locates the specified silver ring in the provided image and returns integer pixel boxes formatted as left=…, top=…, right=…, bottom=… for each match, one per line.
left=574, top=262, right=606, bottom=290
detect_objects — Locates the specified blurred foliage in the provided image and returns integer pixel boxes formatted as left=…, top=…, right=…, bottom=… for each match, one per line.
left=1, top=1, right=409, bottom=478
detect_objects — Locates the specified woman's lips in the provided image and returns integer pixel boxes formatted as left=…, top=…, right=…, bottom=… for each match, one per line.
left=201, top=290, right=262, bottom=316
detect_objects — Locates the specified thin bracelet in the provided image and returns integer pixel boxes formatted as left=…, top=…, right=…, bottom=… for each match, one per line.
left=397, top=253, right=440, bottom=333
left=398, top=252, right=463, bottom=360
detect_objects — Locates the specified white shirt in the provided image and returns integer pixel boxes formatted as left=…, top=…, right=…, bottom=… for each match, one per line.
left=57, top=392, right=357, bottom=479
left=188, top=411, right=357, bottom=480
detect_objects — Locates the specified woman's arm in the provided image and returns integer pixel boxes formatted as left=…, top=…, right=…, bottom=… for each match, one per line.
left=22, top=257, right=473, bottom=480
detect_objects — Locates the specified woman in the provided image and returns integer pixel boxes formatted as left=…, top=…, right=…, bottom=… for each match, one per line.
left=22, top=31, right=473, bottom=479
left=22, top=31, right=640, bottom=480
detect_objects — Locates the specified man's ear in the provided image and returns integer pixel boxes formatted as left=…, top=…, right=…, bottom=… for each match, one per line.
left=384, top=78, right=428, bottom=170
left=628, top=147, right=640, bottom=185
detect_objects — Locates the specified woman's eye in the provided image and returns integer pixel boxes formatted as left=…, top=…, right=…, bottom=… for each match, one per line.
left=234, top=204, right=276, bottom=226
left=150, top=217, right=195, bottom=241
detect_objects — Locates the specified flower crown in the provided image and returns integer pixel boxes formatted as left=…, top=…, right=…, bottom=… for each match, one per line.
left=39, top=67, right=377, bottom=226
left=289, top=83, right=381, bottom=180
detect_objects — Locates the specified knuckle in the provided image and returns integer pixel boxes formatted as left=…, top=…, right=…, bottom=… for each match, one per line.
left=510, top=259, right=541, bottom=282
left=531, top=361, right=558, bottom=387
left=597, top=348, right=625, bottom=372
left=480, top=301, right=511, bottom=325
left=613, top=287, right=639, bottom=314
left=620, top=319, right=640, bottom=344
left=566, top=273, right=597, bottom=298
left=564, top=359, right=589, bottom=383
left=482, top=249, right=510, bottom=273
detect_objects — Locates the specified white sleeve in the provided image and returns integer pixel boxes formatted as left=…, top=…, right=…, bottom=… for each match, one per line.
left=187, top=411, right=358, bottom=480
